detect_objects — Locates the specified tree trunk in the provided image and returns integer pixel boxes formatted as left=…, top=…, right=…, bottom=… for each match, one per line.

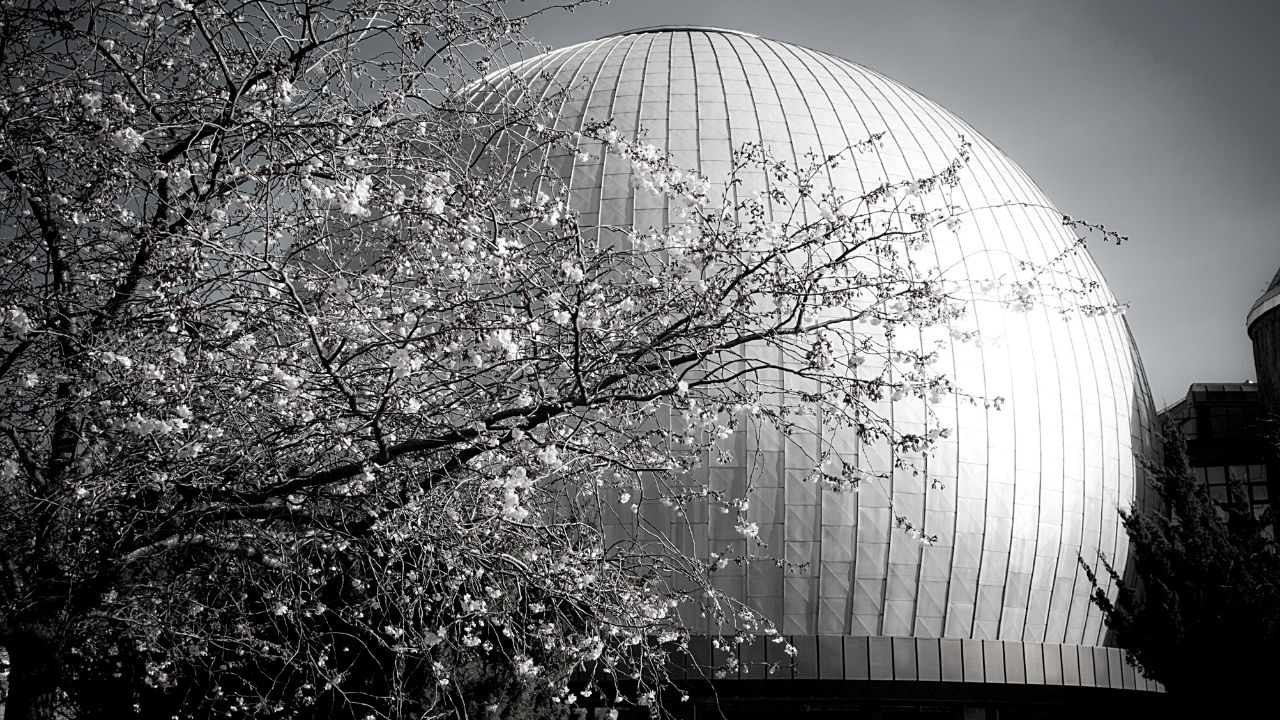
left=3, top=631, right=59, bottom=720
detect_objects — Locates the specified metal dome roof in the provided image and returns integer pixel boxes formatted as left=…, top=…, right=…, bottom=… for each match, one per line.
left=611, top=25, right=759, bottom=38
left=477, top=28, right=1158, bottom=650
left=1248, top=266, right=1280, bottom=331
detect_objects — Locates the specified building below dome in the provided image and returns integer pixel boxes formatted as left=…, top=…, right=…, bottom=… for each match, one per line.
left=1159, top=382, right=1274, bottom=519
left=666, top=634, right=1164, bottom=719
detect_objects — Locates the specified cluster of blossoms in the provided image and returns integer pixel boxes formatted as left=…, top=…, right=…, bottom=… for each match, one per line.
left=496, top=466, right=534, bottom=522
left=587, top=123, right=712, bottom=209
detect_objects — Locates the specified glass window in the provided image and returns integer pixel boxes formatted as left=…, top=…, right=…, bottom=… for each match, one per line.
left=1207, top=466, right=1226, bottom=485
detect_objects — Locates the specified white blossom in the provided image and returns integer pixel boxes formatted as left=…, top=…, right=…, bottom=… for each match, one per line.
left=108, top=127, right=145, bottom=153
left=79, top=92, right=102, bottom=113
left=99, top=351, right=134, bottom=369
left=535, top=445, right=561, bottom=468
left=2, top=307, right=33, bottom=337
left=387, top=348, right=420, bottom=378
left=336, top=176, right=373, bottom=217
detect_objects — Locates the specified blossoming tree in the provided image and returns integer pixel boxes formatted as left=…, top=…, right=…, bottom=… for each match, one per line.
left=0, top=2, right=1120, bottom=719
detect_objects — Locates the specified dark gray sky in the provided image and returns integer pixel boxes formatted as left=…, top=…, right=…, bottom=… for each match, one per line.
left=520, top=0, right=1280, bottom=407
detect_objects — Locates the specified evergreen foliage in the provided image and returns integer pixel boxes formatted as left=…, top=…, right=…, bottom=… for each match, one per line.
left=1082, top=422, right=1280, bottom=705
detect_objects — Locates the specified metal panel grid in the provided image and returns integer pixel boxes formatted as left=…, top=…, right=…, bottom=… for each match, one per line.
left=483, top=27, right=1158, bottom=648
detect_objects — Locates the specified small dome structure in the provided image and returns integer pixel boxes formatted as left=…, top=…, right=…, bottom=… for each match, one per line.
left=1248, top=266, right=1280, bottom=412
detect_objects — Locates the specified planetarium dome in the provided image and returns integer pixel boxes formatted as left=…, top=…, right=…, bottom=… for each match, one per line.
left=475, top=26, right=1159, bottom=673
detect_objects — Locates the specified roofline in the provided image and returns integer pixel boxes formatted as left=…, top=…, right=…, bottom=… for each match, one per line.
left=1247, top=285, right=1280, bottom=333
left=608, top=25, right=759, bottom=39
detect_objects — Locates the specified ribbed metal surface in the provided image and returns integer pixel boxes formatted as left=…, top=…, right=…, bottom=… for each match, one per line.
left=1247, top=267, right=1280, bottom=333
left=479, top=29, right=1158, bottom=647
left=1249, top=267, right=1280, bottom=420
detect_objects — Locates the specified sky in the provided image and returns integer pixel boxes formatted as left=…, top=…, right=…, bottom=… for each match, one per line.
left=518, top=0, right=1280, bottom=407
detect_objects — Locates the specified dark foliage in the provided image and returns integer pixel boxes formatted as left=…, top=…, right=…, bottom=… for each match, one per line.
left=1082, top=422, right=1280, bottom=707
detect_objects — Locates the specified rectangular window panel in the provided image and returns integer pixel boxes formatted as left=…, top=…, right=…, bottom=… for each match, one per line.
left=1207, top=466, right=1226, bottom=485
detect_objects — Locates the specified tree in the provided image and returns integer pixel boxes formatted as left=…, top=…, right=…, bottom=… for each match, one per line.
left=0, top=2, right=1121, bottom=719
left=1081, top=422, right=1280, bottom=709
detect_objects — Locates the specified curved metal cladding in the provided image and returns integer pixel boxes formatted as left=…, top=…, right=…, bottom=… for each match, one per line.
left=1248, top=268, right=1280, bottom=413
left=477, top=28, right=1158, bottom=649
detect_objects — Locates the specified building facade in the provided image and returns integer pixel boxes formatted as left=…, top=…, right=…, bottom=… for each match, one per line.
left=1159, top=382, right=1274, bottom=519
left=1158, top=267, right=1280, bottom=521
left=482, top=27, right=1164, bottom=717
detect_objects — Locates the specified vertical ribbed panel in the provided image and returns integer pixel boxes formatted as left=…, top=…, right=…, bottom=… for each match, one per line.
left=479, top=29, right=1159, bottom=647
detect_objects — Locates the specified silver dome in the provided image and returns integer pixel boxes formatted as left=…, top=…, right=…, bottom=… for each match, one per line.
left=478, top=28, right=1158, bottom=647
